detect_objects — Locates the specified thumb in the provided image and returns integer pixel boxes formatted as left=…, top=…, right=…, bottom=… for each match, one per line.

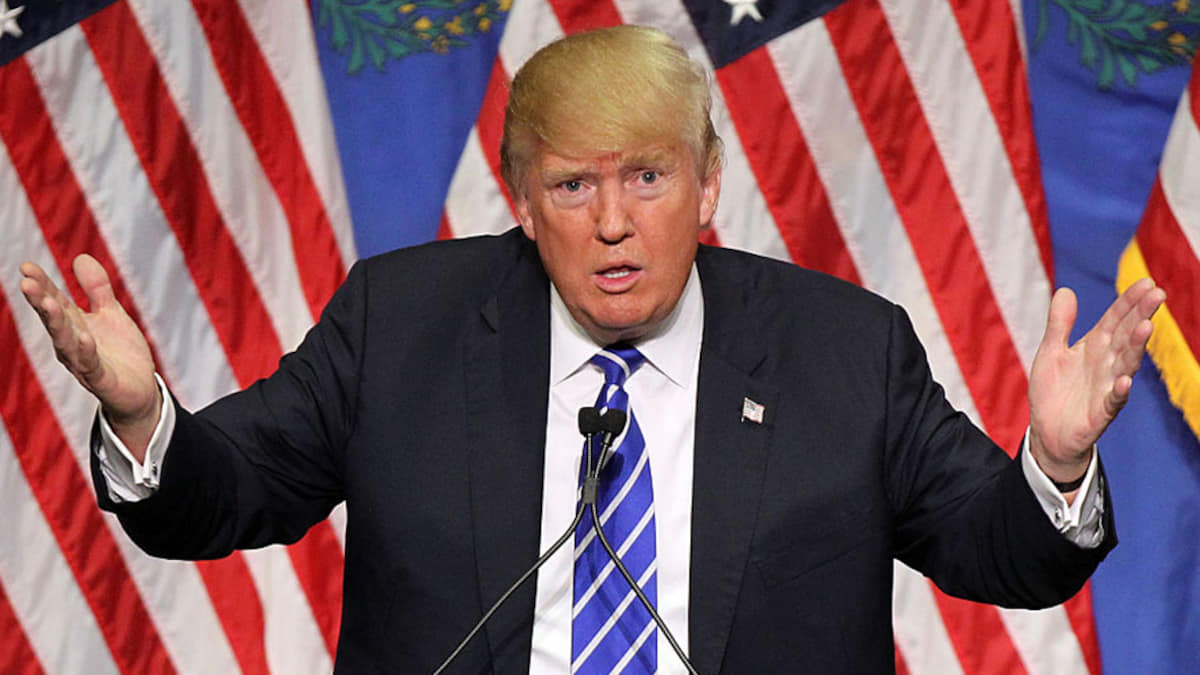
left=1041, top=286, right=1078, bottom=352
left=73, top=254, right=117, bottom=312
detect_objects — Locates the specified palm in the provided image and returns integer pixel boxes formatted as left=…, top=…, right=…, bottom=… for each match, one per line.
left=77, top=289, right=156, bottom=418
left=1028, top=281, right=1163, bottom=479
left=20, top=255, right=158, bottom=425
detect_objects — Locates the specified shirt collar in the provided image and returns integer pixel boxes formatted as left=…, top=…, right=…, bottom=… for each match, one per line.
left=549, top=264, right=703, bottom=388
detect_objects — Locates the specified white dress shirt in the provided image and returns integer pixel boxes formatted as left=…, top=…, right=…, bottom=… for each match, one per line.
left=529, top=265, right=704, bottom=673
left=96, top=265, right=1104, bottom=673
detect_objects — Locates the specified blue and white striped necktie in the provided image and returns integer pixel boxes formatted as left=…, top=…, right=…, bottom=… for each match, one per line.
left=572, top=345, right=657, bottom=674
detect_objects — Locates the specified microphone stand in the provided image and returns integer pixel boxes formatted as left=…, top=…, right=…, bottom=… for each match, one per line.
left=433, top=407, right=698, bottom=674
left=583, top=411, right=698, bottom=675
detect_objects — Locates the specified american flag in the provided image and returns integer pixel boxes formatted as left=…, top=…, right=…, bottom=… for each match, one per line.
left=0, top=0, right=1102, bottom=672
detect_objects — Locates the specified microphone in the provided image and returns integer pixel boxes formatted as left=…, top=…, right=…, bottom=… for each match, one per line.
left=578, top=406, right=603, bottom=436
left=599, top=408, right=626, bottom=435
left=593, top=408, right=626, bottom=474
left=432, top=407, right=607, bottom=675
left=580, top=407, right=617, bottom=507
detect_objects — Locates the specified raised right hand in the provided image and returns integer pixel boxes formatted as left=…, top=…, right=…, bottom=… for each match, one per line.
left=19, top=255, right=160, bottom=461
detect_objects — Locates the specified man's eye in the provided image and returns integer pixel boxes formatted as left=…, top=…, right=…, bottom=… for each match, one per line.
left=639, top=171, right=659, bottom=184
left=561, top=180, right=582, bottom=192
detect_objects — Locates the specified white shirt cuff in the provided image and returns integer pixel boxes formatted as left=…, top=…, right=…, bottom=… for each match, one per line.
left=1020, top=430, right=1106, bottom=549
left=93, top=374, right=174, bottom=503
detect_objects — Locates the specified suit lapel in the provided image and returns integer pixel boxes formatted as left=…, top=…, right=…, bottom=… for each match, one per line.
left=689, top=248, right=777, bottom=674
left=459, top=238, right=775, bottom=672
left=463, top=233, right=550, bottom=671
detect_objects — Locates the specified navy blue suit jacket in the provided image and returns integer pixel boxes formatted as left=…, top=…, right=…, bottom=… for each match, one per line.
left=95, top=228, right=1114, bottom=673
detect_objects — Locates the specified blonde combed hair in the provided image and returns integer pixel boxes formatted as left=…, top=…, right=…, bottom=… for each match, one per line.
left=500, top=25, right=723, bottom=196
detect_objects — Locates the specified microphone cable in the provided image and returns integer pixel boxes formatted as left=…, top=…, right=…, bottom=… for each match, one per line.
left=583, top=411, right=699, bottom=675
left=431, top=407, right=617, bottom=674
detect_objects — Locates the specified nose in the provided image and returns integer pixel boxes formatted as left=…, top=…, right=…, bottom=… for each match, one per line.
left=592, top=182, right=633, bottom=243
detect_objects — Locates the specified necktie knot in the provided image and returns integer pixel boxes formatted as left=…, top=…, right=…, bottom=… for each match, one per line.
left=590, top=344, right=645, bottom=389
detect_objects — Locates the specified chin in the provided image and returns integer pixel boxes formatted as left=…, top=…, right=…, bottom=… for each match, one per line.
left=574, top=295, right=666, bottom=343
left=589, top=315, right=658, bottom=344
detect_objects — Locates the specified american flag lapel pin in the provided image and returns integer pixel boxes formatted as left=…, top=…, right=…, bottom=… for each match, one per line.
left=741, top=397, right=765, bottom=424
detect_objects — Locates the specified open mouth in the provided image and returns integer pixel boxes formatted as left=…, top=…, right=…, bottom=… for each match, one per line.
left=602, top=267, right=634, bottom=279
left=594, top=265, right=642, bottom=291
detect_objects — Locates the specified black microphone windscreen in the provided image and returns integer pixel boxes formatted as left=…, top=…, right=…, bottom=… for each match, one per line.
left=600, top=409, right=626, bottom=435
left=578, top=407, right=602, bottom=435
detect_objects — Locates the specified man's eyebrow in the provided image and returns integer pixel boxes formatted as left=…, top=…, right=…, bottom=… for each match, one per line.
left=623, top=150, right=679, bottom=169
left=540, top=165, right=593, bottom=184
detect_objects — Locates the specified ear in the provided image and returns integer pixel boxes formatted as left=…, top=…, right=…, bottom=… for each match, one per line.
left=699, top=164, right=722, bottom=228
left=515, top=193, right=537, bottom=241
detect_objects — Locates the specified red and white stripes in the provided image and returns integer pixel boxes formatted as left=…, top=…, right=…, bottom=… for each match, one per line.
left=0, top=1, right=351, bottom=672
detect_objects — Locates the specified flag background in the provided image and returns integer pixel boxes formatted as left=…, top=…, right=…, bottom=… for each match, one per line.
left=1023, top=3, right=1200, bottom=673
left=1, top=0, right=1197, bottom=672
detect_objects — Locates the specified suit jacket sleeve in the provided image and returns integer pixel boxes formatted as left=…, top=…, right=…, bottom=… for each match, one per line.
left=881, top=304, right=1114, bottom=607
left=91, top=258, right=367, bottom=559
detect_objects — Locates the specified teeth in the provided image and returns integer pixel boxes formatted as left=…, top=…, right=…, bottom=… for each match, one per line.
left=603, top=269, right=631, bottom=279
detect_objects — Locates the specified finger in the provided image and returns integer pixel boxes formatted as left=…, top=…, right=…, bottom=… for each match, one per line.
left=1106, top=374, right=1133, bottom=417
left=41, top=293, right=103, bottom=382
left=1103, top=321, right=1150, bottom=385
left=1114, top=282, right=1163, bottom=335
left=24, top=263, right=90, bottom=337
left=20, top=263, right=103, bottom=384
left=1107, top=287, right=1163, bottom=371
left=19, top=260, right=52, bottom=287
left=18, top=275, right=50, bottom=320
left=1136, top=285, right=1166, bottom=321
left=40, top=292, right=83, bottom=366
left=1109, top=290, right=1152, bottom=352
left=18, top=261, right=72, bottom=317
left=33, top=287, right=64, bottom=334
left=1040, top=286, right=1078, bottom=351
left=73, top=254, right=117, bottom=312
left=1096, top=278, right=1157, bottom=336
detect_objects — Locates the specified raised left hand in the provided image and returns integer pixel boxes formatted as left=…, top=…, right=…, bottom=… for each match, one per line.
left=1028, top=278, right=1165, bottom=487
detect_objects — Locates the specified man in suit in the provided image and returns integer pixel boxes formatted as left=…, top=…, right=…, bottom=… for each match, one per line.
left=19, top=25, right=1164, bottom=673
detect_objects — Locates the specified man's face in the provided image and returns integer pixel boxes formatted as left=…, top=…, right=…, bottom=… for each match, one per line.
left=516, top=143, right=720, bottom=345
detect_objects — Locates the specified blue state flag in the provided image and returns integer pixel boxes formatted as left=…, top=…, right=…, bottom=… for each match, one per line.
left=1023, top=0, right=1200, bottom=671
